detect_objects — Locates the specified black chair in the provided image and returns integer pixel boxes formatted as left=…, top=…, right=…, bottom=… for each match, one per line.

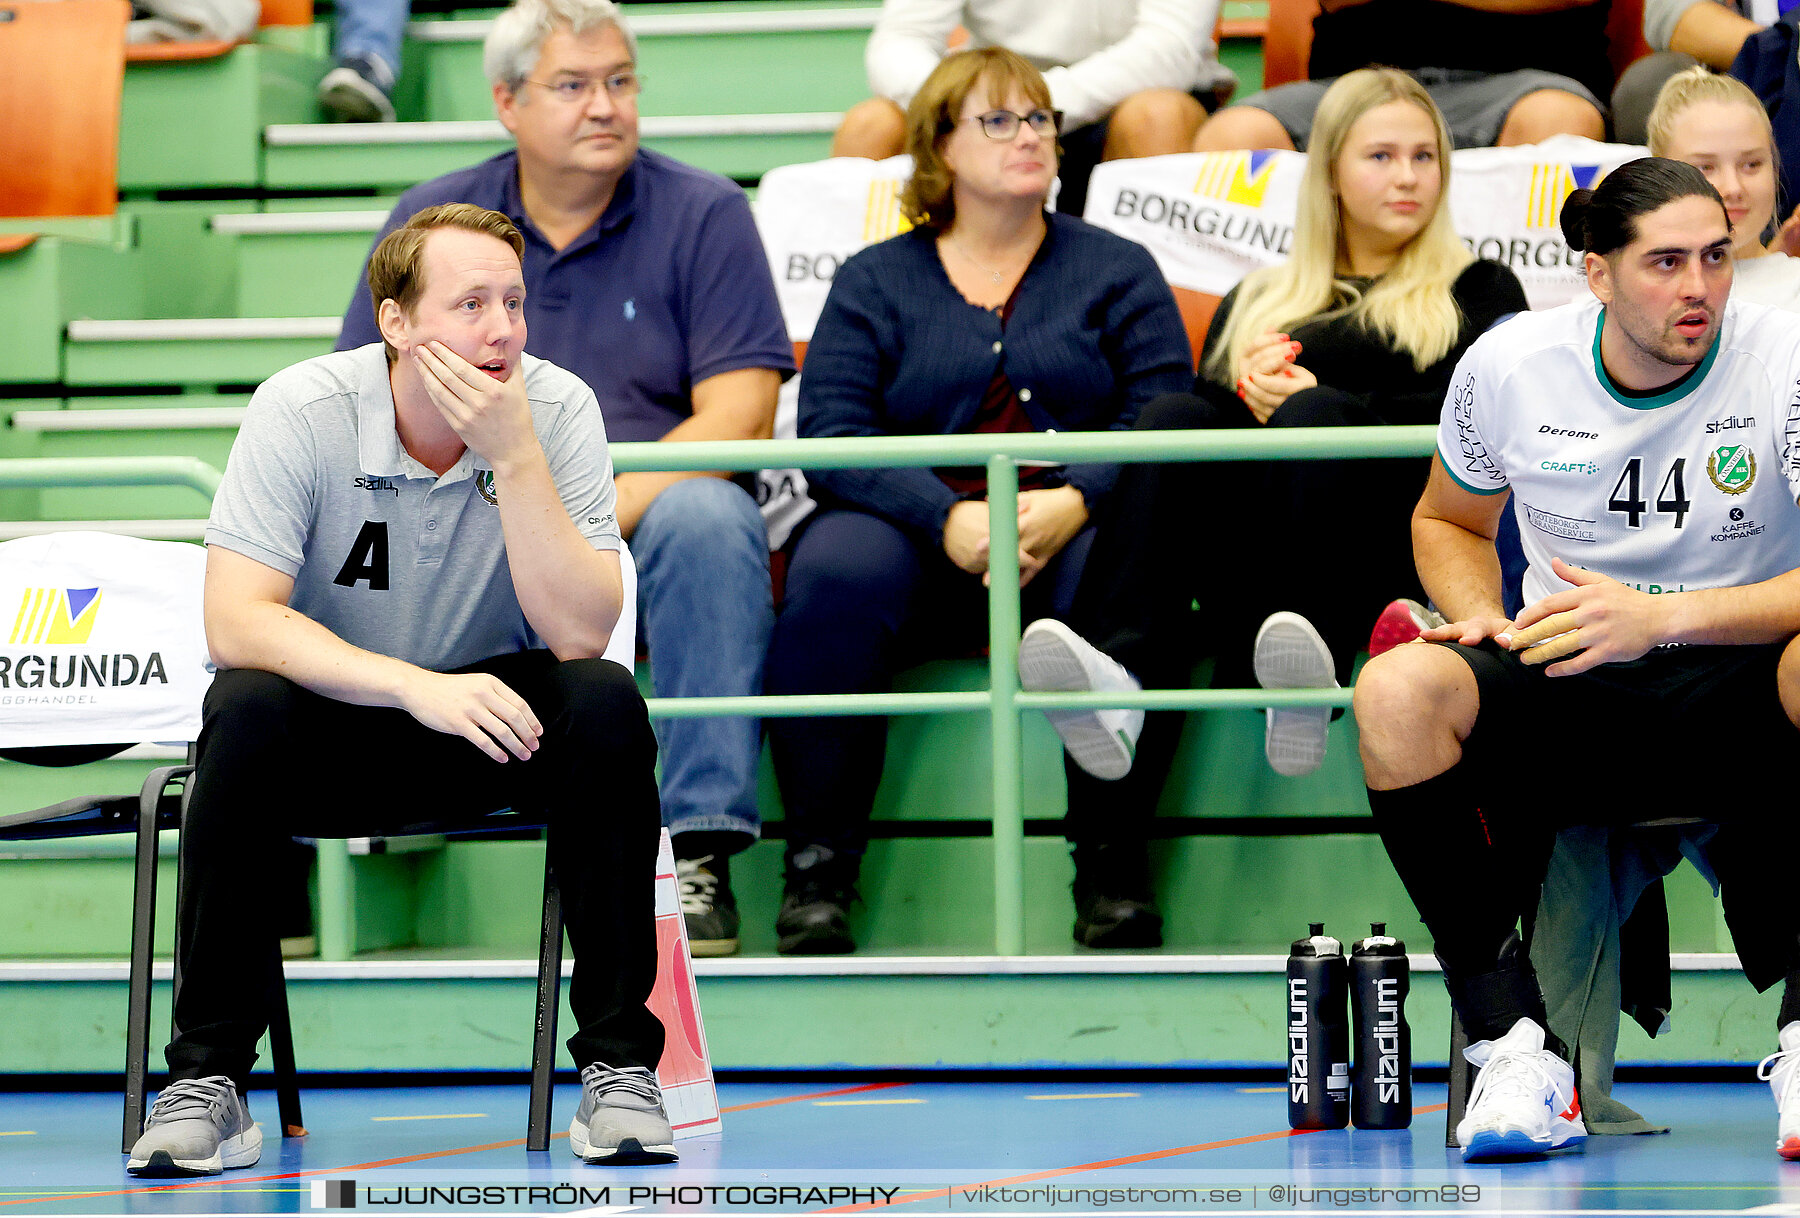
left=1, top=533, right=639, bottom=1153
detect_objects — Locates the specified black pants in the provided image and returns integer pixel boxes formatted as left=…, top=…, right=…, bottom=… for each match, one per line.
left=765, top=507, right=1092, bottom=861
left=166, top=651, right=666, bottom=1083
left=1064, top=383, right=1432, bottom=836
left=1370, top=640, right=1800, bottom=1038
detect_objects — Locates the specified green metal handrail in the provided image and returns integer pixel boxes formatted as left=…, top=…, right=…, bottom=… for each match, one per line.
left=0, top=456, right=221, bottom=498
left=0, top=425, right=1439, bottom=955
left=610, top=425, right=1438, bottom=954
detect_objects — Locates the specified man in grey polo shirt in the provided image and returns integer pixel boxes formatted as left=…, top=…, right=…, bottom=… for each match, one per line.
left=126, top=204, right=675, bottom=1176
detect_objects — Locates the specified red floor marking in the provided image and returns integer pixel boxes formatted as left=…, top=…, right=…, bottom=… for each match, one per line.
left=1, top=1081, right=909, bottom=1208
left=722, top=1081, right=909, bottom=1113
left=815, top=1100, right=1452, bottom=1212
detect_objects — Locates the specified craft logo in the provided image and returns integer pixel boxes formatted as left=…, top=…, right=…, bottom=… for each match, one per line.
left=1192, top=150, right=1279, bottom=208
left=862, top=178, right=912, bottom=243
left=1708, top=444, right=1756, bottom=494
left=10, top=586, right=101, bottom=645
left=311, top=1179, right=356, bottom=1209
left=1526, top=162, right=1604, bottom=229
left=475, top=470, right=497, bottom=505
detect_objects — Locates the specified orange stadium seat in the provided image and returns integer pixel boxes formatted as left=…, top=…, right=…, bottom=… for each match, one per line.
left=0, top=0, right=130, bottom=253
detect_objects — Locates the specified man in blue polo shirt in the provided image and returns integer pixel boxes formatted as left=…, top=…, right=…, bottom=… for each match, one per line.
left=339, top=0, right=795, bottom=958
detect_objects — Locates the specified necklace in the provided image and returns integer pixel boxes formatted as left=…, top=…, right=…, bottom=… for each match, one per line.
left=950, top=235, right=1014, bottom=284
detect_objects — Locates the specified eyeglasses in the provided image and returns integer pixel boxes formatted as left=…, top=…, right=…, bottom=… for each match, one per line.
left=524, top=71, right=642, bottom=104
left=958, top=108, right=1062, bottom=141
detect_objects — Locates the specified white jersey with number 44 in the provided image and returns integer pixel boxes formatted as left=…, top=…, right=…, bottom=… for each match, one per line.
left=1437, top=296, right=1800, bottom=609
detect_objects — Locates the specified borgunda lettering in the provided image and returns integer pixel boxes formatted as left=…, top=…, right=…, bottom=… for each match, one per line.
left=0, top=652, right=167, bottom=689
left=1112, top=190, right=1295, bottom=254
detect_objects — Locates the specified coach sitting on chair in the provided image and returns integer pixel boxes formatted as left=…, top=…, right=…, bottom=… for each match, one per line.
left=127, top=204, right=674, bottom=1177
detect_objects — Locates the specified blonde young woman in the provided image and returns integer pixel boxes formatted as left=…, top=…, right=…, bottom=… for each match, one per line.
left=1019, top=69, right=1527, bottom=917
left=764, top=47, right=1193, bottom=954
left=1649, top=66, right=1800, bottom=309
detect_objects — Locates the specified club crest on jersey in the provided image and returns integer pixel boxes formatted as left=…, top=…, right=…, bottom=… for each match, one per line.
left=475, top=470, right=498, bottom=505
left=1707, top=445, right=1755, bottom=495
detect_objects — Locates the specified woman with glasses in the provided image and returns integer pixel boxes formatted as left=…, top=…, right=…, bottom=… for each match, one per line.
left=1018, top=69, right=1527, bottom=923
left=763, top=47, right=1194, bottom=955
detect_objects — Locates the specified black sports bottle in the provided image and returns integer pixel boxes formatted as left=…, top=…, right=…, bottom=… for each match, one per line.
left=1286, top=922, right=1349, bottom=1129
left=1351, top=922, right=1412, bottom=1129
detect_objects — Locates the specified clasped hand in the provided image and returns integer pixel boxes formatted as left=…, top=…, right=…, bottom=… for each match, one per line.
left=943, top=486, right=1088, bottom=587
left=1416, top=557, right=1665, bottom=676
left=1236, top=331, right=1318, bottom=424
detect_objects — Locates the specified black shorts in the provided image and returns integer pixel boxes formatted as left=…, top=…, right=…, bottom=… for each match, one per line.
left=1441, top=639, right=1790, bottom=829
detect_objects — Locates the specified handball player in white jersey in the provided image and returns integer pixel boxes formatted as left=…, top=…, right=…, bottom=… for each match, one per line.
left=1354, top=156, right=1800, bottom=1162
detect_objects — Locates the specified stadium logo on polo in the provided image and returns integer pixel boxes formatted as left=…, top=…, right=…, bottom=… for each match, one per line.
left=10, top=586, right=101, bottom=645
left=863, top=179, right=912, bottom=243
left=1191, top=150, right=1278, bottom=208
left=1526, top=163, right=1604, bottom=229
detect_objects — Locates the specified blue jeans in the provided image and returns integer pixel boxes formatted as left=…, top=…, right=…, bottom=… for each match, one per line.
left=632, top=477, right=772, bottom=841
left=332, top=0, right=409, bottom=71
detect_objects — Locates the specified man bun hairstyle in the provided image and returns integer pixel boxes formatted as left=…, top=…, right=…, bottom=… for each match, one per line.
left=1559, top=156, right=1724, bottom=256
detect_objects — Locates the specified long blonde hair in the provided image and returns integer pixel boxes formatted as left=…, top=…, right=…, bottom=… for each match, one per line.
left=1204, top=69, right=1474, bottom=387
left=1646, top=66, right=1773, bottom=158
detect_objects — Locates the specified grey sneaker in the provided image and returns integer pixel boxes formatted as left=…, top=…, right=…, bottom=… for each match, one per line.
left=677, top=855, right=740, bottom=958
left=126, top=1076, right=261, bottom=1176
left=1018, top=618, right=1143, bottom=781
left=569, top=1063, right=677, bottom=1165
left=317, top=53, right=396, bottom=122
left=1253, top=611, right=1337, bottom=777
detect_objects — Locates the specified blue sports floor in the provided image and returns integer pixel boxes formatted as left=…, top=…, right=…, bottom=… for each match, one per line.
left=1, top=1078, right=1795, bottom=1216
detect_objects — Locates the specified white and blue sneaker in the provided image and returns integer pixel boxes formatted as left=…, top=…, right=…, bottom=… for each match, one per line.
left=1755, top=1020, right=1800, bottom=1159
left=1018, top=619, right=1143, bottom=782
left=1457, top=1017, right=1586, bottom=1162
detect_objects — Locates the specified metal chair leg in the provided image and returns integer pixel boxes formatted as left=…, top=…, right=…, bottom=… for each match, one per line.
left=1445, top=1008, right=1470, bottom=1148
left=122, top=765, right=187, bottom=1154
left=268, top=956, right=305, bottom=1137
left=528, top=853, right=564, bottom=1151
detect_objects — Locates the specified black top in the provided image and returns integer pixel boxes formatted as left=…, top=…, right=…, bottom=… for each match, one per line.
left=1308, top=1, right=1614, bottom=103
left=1199, top=258, right=1528, bottom=425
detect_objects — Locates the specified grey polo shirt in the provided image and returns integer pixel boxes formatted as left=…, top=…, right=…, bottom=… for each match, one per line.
left=207, top=344, right=620, bottom=673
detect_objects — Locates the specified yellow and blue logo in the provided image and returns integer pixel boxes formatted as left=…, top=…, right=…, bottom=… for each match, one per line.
left=1526, top=163, right=1604, bottom=229
left=10, top=586, right=102, bottom=645
left=1192, top=150, right=1280, bottom=208
left=863, top=180, right=913, bottom=243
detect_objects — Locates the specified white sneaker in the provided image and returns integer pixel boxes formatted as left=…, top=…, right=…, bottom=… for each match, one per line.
left=1018, top=619, right=1143, bottom=782
left=1253, top=612, right=1336, bottom=777
left=1457, top=1017, right=1586, bottom=1162
left=1756, top=1020, right=1800, bottom=1159
left=126, top=1076, right=262, bottom=1176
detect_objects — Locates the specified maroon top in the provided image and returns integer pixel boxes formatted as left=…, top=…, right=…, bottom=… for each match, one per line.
left=937, top=283, right=1051, bottom=497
